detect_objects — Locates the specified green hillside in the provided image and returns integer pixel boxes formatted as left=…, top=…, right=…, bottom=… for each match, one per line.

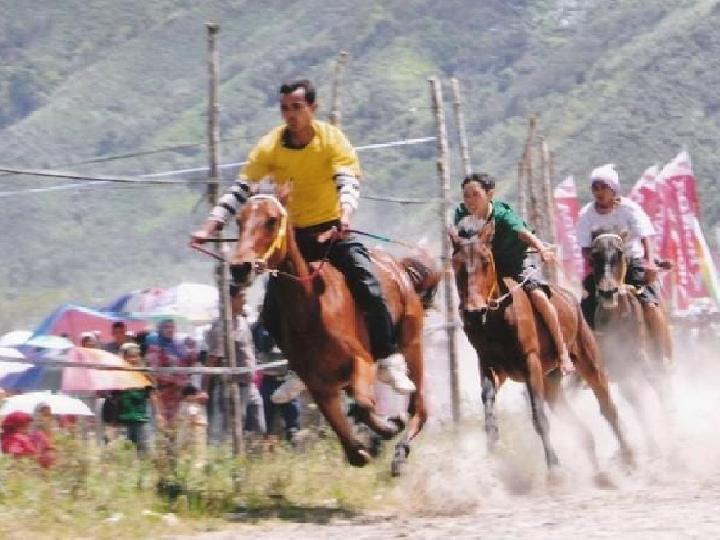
left=1, top=0, right=718, bottom=332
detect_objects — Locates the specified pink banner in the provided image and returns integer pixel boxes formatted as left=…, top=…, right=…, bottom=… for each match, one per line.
left=553, top=176, right=584, bottom=284
left=656, top=151, right=706, bottom=309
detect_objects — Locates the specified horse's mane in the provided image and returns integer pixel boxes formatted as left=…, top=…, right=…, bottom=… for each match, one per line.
left=400, top=254, right=441, bottom=310
left=591, top=225, right=627, bottom=241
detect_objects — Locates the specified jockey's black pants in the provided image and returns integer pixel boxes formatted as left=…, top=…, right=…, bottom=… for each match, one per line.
left=263, top=220, right=397, bottom=360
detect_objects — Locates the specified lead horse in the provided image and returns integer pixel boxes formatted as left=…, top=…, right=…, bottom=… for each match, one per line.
left=229, top=193, right=439, bottom=474
left=452, top=220, right=633, bottom=473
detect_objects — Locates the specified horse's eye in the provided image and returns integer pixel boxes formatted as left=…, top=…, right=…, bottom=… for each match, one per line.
left=265, top=217, right=278, bottom=230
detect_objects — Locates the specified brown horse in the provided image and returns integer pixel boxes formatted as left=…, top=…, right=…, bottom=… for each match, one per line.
left=452, top=220, right=633, bottom=472
left=588, top=228, right=673, bottom=438
left=229, top=194, right=439, bottom=474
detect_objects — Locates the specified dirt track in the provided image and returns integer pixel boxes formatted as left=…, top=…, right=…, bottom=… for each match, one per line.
left=178, top=333, right=720, bottom=539
left=186, top=475, right=720, bottom=539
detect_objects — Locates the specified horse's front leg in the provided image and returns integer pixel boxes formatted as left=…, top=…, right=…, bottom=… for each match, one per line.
left=311, top=387, right=371, bottom=467
left=526, top=351, right=560, bottom=470
left=479, top=363, right=500, bottom=452
left=391, top=336, right=427, bottom=477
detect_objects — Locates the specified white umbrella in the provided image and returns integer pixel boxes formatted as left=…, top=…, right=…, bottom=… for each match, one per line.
left=132, top=282, right=219, bottom=323
left=24, top=335, right=74, bottom=350
left=0, top=391, right=94, bottom=416
left=0, top=346, right=25, bottom=360
left=0, top=330, right=33, bottom=347
left=0, top=347, right=31, bottom=380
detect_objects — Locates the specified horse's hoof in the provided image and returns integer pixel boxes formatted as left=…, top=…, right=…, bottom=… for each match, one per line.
left=621, top=448, right=637, bottom=469
left=391, top=456, right=407, bottom=477
left=369, top=434, right=383, bottom=458
left=593, top=471, right=616, bottom=490
left=347, top=447, right=371, bottom=467
left=546, top=465, right=567, bottom=486
left=387, top=414, right=408, bottom=432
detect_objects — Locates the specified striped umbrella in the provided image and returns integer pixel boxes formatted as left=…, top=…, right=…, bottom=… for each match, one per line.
left=62, top=347, right=152, bottom=393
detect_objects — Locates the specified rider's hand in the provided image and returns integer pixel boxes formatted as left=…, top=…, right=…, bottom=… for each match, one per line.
left=644, top=261, right=659, bottom=284
left=190, top=229, right=209, bottom=247
left=190, top=222, right=218, bottom=248
left=539, top=248, right=556, bottom=263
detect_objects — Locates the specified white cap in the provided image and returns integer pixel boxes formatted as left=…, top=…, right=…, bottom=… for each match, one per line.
left=590, top=163, right=620, bottom=193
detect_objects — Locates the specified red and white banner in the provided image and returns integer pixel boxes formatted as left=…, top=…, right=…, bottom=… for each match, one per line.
left=629, top=165, right=661, bottom=253
left=553, top=176, right=584, bottom=285
left=631, top=151, right=707, bottom=309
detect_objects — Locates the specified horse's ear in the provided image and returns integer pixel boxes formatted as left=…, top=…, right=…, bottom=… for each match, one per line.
left=276, top=181, right=293, bottom=205
left=479, top=219, right=495, bottom=242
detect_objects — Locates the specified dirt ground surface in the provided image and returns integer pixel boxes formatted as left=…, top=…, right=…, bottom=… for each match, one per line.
left=175, top=328, right=720, bottom=539
left=182, top=477, right=720, bottom=539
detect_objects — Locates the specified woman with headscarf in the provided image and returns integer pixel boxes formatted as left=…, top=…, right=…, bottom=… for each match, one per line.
left=145, top=319, right=190, bottom=424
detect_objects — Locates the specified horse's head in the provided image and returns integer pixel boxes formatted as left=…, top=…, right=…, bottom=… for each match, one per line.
left=451, top=219, right=498, bottom=318
left=590, top=227, right=628, bottom=309
left=229, top=194, right=288, bottom=287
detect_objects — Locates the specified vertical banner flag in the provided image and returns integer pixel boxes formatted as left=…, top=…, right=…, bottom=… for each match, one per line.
left=629, top=165, right=661, bottom=253
left=692, top=216, right=720, bottom=307
left=657, top=151, right=706, bottom=309
left=553, top=176, right=584, bottom=284
left=629, top=164, right=674, bottom=300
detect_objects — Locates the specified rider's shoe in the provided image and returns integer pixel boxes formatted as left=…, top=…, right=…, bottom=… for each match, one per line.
left=560, top=349, right=575, bottom=375
left=377, top=353, right=416, bottom=395
left=271, top=371, right=306, bottom=404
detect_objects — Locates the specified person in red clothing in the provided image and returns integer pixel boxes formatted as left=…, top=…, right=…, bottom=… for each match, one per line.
left=1, top=411, right=37, bottom=460
left=30, top=403, right=56, bottom=468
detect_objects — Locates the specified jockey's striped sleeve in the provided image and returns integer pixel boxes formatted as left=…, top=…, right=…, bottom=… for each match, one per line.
left=334, top=172, right=360, bottom=212
left=209, top=179, right=252, bottom=224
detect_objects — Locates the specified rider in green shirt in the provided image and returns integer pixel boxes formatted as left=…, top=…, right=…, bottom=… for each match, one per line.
left=452, top=173, right=574, bottom=374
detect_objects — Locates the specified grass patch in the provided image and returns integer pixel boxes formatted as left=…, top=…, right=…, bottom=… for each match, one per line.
left=0, top=429, right=397, bottom=539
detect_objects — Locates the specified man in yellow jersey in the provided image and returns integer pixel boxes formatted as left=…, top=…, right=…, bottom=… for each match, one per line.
left=191, top=80, right=415, bottom=401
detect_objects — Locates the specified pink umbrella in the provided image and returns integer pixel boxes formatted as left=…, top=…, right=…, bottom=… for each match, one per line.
left=62, top=347, right=152, bottom=393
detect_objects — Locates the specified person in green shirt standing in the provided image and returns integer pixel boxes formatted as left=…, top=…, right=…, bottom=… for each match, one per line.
left=117, top=342, right=165, bottom=454
left=451, top=173, right=574, bottom=374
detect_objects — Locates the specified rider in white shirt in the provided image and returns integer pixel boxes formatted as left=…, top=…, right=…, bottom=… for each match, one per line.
left=576, top=164, right=660, bottom=327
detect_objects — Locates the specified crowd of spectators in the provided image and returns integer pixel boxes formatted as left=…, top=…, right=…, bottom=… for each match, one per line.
left=0, top=286, right=304, bottom=465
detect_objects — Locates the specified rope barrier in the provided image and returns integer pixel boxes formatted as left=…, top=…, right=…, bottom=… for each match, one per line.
left=0, top=134, right=438, bottom=197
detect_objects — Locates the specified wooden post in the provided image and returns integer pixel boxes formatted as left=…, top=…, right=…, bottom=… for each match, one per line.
left=428, top=77, right=460, bottom=424
left=329, top=51, right=349, bottom=127
left=540, top=137, right=558, bottom=283
left=517, top=157, right=528, bottom=221
left=206, top=22, right=243, bottom=456
left=450, top=78, right=472, bottom=176
left=525, top=116, right=541, bottom=232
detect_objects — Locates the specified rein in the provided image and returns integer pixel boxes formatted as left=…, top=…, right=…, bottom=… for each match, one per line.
left=269, top=228, right=339, bottom=284
left=458, top=222, right=542, bottom=312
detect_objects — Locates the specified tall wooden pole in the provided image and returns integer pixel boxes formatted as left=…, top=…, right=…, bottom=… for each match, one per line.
left=428, top=77, right=460, bottom=424
left=540, top=137, right=558, bottom=284
left=329, top=51, right=349, bottom=127
left=451, top=78, right=472, bottom=176
left=517, top=156, right=528, bottom=221
left=525, top=116, right=541, bottom=232
left=206, top=22, right=243, bottom=456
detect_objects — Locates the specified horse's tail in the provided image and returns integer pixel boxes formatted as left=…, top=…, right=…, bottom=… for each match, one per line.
left=400, top=252, right=441, bottom=310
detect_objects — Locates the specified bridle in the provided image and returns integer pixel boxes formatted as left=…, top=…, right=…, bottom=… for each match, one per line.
left=246, top=194, right=288, bottom=271
left=457, top=222, right=542, bottom=313
left=591, top=232, right=629, bottom=296
left=243, top=194, right=338, bottom=284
